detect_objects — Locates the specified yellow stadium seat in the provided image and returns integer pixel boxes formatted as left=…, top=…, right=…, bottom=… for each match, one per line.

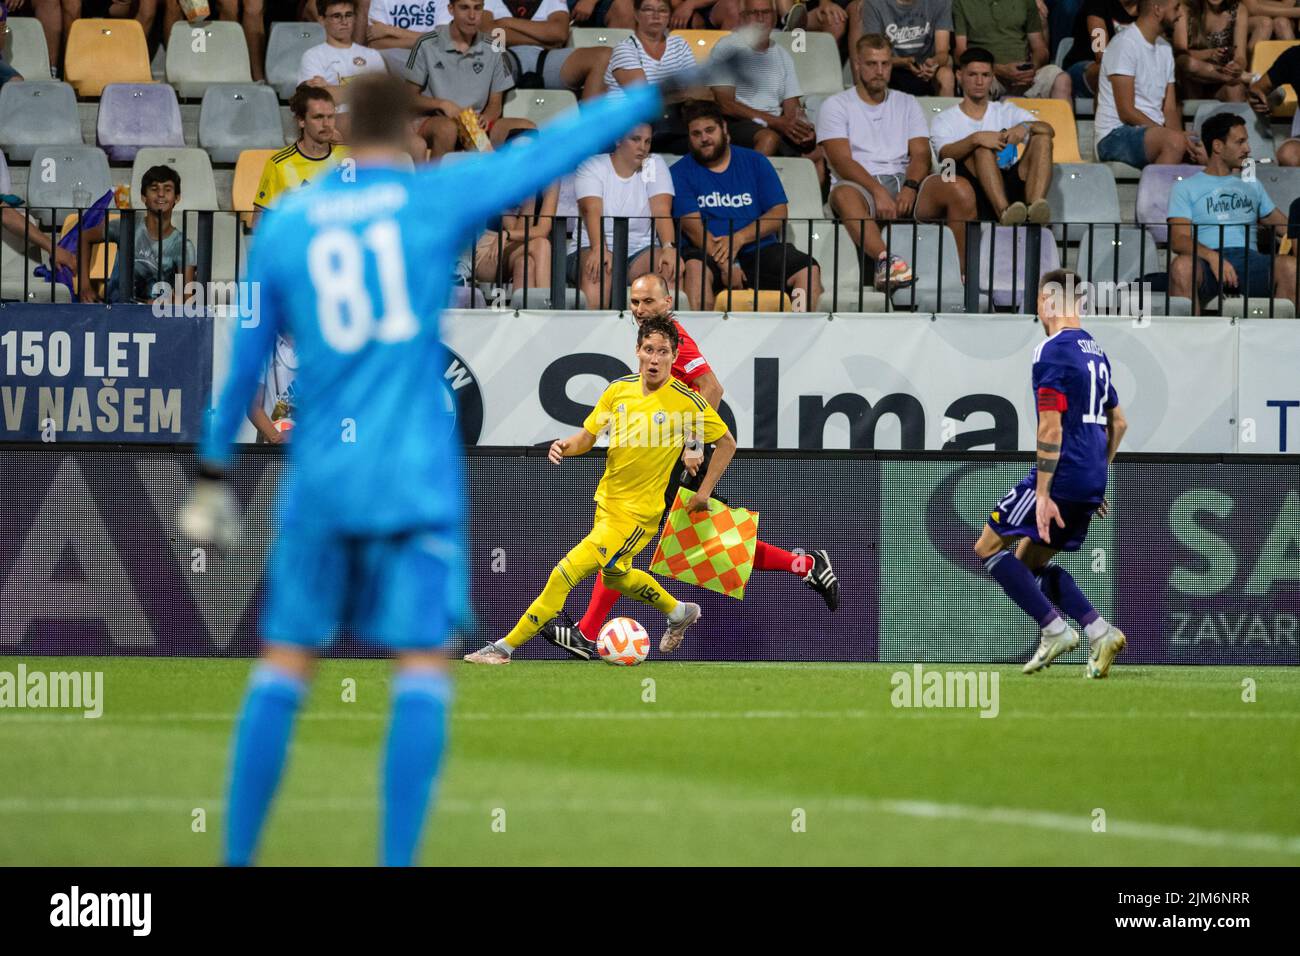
left=1007, top=97, right=1084, bottom=164
left=58, top=211, right=118, bottom=297
left=1251, top=41, right=1298, bottom=117
left=63, top=19, right=152, bottom=97
left=233, top=148, right=278, bottom=228
left=671, top=30, right=729, bottom=63
left=713, top=289, right=793, bottom=312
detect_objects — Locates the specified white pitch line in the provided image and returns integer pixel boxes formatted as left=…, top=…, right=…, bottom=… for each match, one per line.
left=0, top=708, right=1298, bottom=723
left=0, top=794, right=1295, bottom=856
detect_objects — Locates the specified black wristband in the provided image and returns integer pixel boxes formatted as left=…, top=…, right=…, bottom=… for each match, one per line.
left=902, top=179, right=921, bottom=191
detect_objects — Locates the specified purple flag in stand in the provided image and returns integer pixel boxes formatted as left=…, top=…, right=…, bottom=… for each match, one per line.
left=34, top=190, right=116, bottom=293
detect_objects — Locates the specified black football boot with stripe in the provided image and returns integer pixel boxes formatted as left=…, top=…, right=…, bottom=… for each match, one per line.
left=803, top=549, right=840, bottom=611
left=541, top=611, right=601, bottom=661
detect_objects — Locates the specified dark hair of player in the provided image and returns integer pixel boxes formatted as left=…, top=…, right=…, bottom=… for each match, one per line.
left=141, top=164, right=182, bottom=195
left=346, top=75, right=416, bottom=147
left=289, top=83, right=334, bottom=120
left=1201, top=112, right=1246, bottom=154
left=681, top=100, right=727, bottom=130
left=637, top=316, right=680, bottom=352
left=1040, top=268, right=1081, bottom=296
left=321, top=0, right=357, bottom=13
left=959, top=47, right=996, bottom=69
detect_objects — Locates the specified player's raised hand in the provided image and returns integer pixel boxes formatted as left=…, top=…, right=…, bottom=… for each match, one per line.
left=1035, top=493, right=1065, bottom=544
left=179, top=474, right=240, bottom=553
left=549, top=439, right=569, bottom=464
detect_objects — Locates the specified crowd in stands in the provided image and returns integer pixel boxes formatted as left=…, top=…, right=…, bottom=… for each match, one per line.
left=3, top=0, right=1300, bottom=318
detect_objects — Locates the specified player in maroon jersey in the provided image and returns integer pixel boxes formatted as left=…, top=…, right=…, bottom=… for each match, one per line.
left=543, top=273, right=839, bottom=660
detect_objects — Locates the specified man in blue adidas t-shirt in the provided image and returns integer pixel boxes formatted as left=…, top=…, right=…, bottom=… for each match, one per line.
left=973, top=269, right=1130, bottom=680
left=670, top=100, right=823, bottom=310
left=1166, top=112, right=1295, bottom=312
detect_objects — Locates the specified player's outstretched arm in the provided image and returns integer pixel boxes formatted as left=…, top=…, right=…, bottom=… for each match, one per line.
left=431, top=84, right=665, bottom=239
left=688, top=429, right=736, bottom=512
left=1106, top=405, right=1127, bottom=464
left=1034, top=410, right=1065, bottom=541
left=549, top=428, right=599, bottom=464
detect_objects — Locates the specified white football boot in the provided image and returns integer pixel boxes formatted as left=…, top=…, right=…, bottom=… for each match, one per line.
left=659, top=602, right=701, bottom=654
left=1023, top=625, right=1080, bottom=674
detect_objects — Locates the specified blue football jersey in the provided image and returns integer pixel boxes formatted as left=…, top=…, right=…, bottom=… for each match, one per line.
left=200, top=84, right=663, bottom=533
left=1030, top=327, right=1119, bottom=505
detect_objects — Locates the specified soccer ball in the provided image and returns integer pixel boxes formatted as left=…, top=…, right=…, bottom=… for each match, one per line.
left=597, top=618, right=650, bottom=666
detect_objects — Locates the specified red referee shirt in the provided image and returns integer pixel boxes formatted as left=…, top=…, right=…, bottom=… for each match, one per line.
left=669, top=316, right=712, bottom=391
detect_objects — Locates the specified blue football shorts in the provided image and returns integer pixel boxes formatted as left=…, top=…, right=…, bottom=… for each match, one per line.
left=986, top=474, right=1098, bottom=553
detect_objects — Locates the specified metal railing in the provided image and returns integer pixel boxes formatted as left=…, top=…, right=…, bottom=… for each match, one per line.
left=4, top=207, right=1298, bottom=319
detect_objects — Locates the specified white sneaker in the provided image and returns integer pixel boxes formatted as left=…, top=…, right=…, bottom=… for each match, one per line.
left=1023, top=625, right=1080, bottom=674
left=1086, top=626, right=1126, bottom=679
left=463, top=645, right=511, bottom=665
left=659, top=602, right=701, bottom=654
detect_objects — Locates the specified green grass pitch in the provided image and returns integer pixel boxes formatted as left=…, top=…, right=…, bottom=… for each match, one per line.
left=1, top=657, right=1297, bottom=865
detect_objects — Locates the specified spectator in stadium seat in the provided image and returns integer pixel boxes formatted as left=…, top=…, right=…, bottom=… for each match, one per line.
left=254, top=85, right=348, bottom=224
left=952, top=0, right=1073, bottom=101
left=668, top=0, right=740, bottom=28
left=710, top=0, right=821, bottom=171
left=1248, top=42, right=1300, bottom=164
left=672, top=100, right=824, bottom=310
left=780, top=0, right=851, bottom=47
left=931, top=47, right=1055, bottom=225
left=0, top=148, right=78, bottom=272
left=1174, top=0, right=1249, bottom=102
left=74, top=165, right=197, bottom=305
left=571, top=122, right=702, bottom=308
left=473, top=128, right=558, bottom=294
left=1241, top=0, right=1300, bottom=43
left=818, top=34, right=977, bottom=290
left=1166, top=111, right=1295, bottom=310
left=299, top=0, right=387, bottom=138
left=365, top=0, right=442, bottom=54
left=164, top=0, right=266, bottom=81
left=481, top=0, right=615, bottom=100
left=405, top=0, right=535, bottom=157
left=248, top=334, right=298, bottom=444
left=849, top=0, right=956, bottom=96
left=567, top=0, right=635, bottom=29
left=1094, top=0, right=1206, bottom=167
left=1060, top=0, right=1137, bottom=103
left=606, top=0, right=709, bottom=152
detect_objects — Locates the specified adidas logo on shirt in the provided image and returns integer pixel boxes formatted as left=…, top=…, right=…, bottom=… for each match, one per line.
left=696, top=191, right=754, bottom=209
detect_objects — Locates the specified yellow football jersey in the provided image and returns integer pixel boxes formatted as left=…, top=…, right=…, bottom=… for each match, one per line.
left=582, top=374, right=729, bottom=527
left=254, top=143, right=349, bottom=210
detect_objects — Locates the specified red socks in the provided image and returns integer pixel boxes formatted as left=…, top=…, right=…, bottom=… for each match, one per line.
left=578, top=573, right=623, bottom=640
left=753, top=541, right=807, bottom=575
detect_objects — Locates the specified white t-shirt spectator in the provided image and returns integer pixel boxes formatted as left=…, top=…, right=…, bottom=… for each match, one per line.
left=815, top=87, right=929, bottom=184
left=368, top=0, right=443, bottom=31
left=929, top=99, right=1036, bottom=155
left=573, top=153, right=673, bottom=253
left=297, top=43, right=387, bottom=112
left=604, top=34, right=697, bottom=91
left=261, top=337, right=299, bottom=422
left=709, top=33, right=801, bottom=118
left=1094, top=24, right=1175, bottom=144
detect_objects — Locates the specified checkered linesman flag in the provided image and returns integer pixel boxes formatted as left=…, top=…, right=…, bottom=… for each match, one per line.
left=649, top=489, right=760, bottom=600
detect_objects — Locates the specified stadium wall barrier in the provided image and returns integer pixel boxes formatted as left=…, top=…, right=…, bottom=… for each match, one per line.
left=0, top=445, right=1295, bottom=665
left=224, top=309, right=1296, bottom=453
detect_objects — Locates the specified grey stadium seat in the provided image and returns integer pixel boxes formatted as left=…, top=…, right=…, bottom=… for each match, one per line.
left=888, top=223, right=968, bottom=313
left=199, top=84, right=287, bottom=163
left=0, top=81, right=82, bottom=162
left=976, top=223, right=1061, bottom=309
left=26, top=145, right=112, bottom=228
left=4, top=16, right=52, bottom=82
left=569, top=27, right=633, bottom=48
left=131, top=147, right=220, bottom=211
left=767, top=155, right=823, bottom=221
left=503, top=89, right=579, bottom=126
left=1047, top=162, right=1121, bottom=243
left=1255, top=165, right=1300, bottom=218
left=166, top=20, right=252, bottom=98
left=1074, top=225, right=1163, bottom=314
left=769, top=30, right=845, bottom=95
left=266, top=21, right=326, bottom=99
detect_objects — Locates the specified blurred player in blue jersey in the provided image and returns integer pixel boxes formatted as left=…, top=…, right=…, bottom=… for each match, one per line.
left=973, top=269, right=1130, bottom=679
left=177, top=68, right=718, bottom=865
